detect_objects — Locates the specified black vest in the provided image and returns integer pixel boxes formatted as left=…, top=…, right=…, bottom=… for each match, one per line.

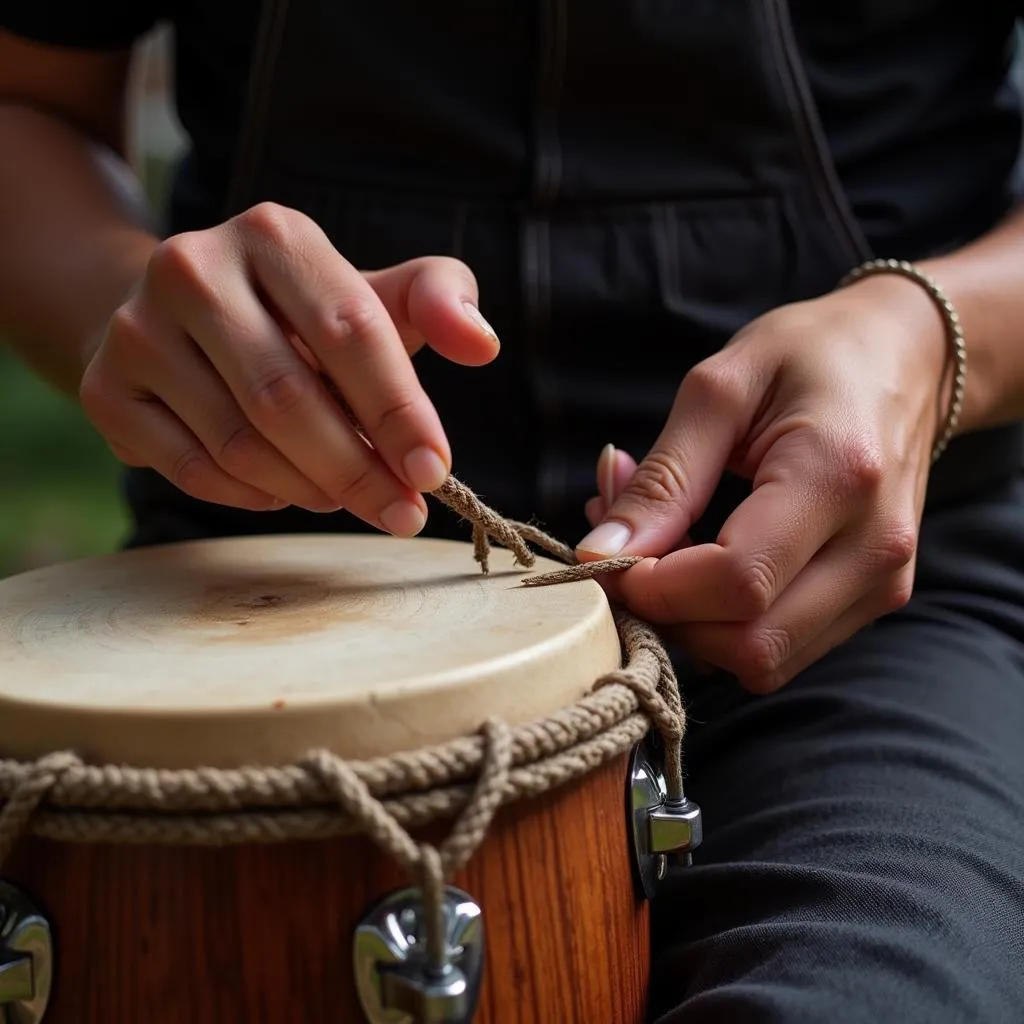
left=124, top=0, right=1024, bottom=549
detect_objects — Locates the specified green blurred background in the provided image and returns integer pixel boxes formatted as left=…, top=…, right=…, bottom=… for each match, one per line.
left=0, top=348, right=128, bottom=578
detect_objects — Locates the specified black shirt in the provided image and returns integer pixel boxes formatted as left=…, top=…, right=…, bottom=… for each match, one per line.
left=4, top=2, right=1024, bottom=543
left=3, top=2, right=1022, bottom=260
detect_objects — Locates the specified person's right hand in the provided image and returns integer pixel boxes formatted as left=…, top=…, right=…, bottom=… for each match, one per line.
left=79, top=202, right=500, bottom=536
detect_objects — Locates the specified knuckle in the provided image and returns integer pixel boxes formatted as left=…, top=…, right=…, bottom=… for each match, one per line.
left=314, top=297, right=382, bottom=354
left=237, top=201, right=297, bottom=247
left=216, top=423, right=267, bottom=474
left=729, top=554, right=780, bottom=618
left=681, top=359, right=745, bottom=413
left=78, top=363, right=110, bottom=415
left=629, top=451, right=689, bottom=507
left=330, top=462, right=376, bottom=504
left=148, top=233, right=210, bottom=295
left=246, top=363, right=311, bottom=419
left=834, top=436, right=886, bottom=496
left=169, top=447, right=212, bottom=495
left=371, top=393, right=419, bottom=433
left=877, top=517, right=918, bottom=569
left=880, top=571, right=915, bottom=614
left=104, top=305, right=152, bottom=357
left=736, top=626, right=792, bottom=681
left=866, top=515, right=918, bottom=572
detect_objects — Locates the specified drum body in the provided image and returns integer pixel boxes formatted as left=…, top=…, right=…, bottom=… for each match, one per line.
left=0, top=535, right=652, bottom=1023
left=4, top=756, right=647, bottom=1022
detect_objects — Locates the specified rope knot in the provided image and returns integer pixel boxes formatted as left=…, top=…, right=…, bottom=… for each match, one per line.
left=302, top=717, right=513, bottom=971
left=0, top=750, right=82, bottom=868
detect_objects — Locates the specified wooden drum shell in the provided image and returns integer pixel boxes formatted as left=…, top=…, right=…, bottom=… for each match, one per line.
left=3, top=754, right=648, bottom=1023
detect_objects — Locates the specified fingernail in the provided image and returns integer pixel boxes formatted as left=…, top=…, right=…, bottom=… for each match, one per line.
left=577, top=520, right=632, bottom=557
left=403, top=446, right=450, bottom=492
left=462, top=302, right=499, bottom=342
left=380, top=500, right=427, bottom=538
left=598, top=443, right=616, bottom=501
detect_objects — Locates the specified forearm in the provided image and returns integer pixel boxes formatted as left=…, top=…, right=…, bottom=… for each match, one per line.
left=0, top=104, right=158, bottom=396
left=920, top=201, right=1024, bottom=436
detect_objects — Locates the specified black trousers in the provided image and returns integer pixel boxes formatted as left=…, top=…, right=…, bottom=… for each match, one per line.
left=648, top=471, right=1024, bottom=1022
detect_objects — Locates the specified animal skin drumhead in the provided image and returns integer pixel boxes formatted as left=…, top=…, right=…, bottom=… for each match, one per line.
left=0, top=534, right=622, bottom=767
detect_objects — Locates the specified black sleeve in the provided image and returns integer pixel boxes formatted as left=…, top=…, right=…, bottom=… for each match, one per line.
left=0, top=2, right=166, bottom=50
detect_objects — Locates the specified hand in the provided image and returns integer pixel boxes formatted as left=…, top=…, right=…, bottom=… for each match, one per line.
left=577, top=275, right=950, bottom=693
left=79, top=202, right=499, bottom=534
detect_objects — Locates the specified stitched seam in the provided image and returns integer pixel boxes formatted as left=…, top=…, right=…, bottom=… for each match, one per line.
left=762, top=0, right=874, bottom=268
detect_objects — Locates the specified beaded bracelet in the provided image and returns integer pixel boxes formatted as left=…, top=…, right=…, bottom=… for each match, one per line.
left=838, top=258, right=967, bottom=465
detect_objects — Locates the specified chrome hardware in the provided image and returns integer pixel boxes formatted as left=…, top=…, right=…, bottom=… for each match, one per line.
left=0, top=881, right=52, bottom=1024
left=649, top=797, right=703, bottom=858
left=354, top=886, right=484, bottom=1023
left=628, top=737, right=702, bottom=900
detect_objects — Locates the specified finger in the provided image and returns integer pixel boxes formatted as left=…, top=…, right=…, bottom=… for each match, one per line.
left=364, top=257, right=501, bottom=366
left=615, top=430, right=864, bottom=623
left=138, top=328, right=341, bottom=512
left=106, top=440, right=148, bottom=467
left=596, top=444, right=637, bottom=505
left=747, top=588, right=889, bottom=692
left=100, top=396, right=285, bottom=511
left=709, top=425, right=886, bottom=610
left=585, top=495, right=605, bottom=528
left=232, top=208, right=453, bottom=494
left=577, top=358, right=761, bottom=559
left=669, top=544, right=915, bottom=689
left=723, top=572, right=910, bottom=694
left=151, top=236, right=428, bottom=532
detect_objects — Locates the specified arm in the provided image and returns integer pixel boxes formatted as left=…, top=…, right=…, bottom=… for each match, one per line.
left=921, top=201, right=1024, bottom=435
left=0, top=30, right=159, bottom=395
left=0, top=27, right=499, bottom=528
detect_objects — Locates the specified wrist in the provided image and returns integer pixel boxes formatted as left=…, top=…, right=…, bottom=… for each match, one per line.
left=915, top=255, right=997, bottom=437
left=837, top=260, right=964, bottom=463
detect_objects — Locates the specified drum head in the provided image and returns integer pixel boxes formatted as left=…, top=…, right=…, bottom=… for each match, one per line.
left=0, top=535, right=621, bottom=767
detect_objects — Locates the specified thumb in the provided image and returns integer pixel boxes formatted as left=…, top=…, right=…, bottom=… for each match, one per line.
left=576, top=367, right=752, bottom=559
left=364, top=257, right=501, bottom=366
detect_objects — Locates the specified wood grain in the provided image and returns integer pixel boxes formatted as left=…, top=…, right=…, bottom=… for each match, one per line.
left=3, top=754, right=649, bottom=1022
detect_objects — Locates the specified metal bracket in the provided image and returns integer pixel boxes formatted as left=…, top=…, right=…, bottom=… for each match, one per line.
left=0, top=881, right=52, bottom=1024
left=627, top=737, right=702, bottom=900
left=353, top=886, right=484, bottom=1024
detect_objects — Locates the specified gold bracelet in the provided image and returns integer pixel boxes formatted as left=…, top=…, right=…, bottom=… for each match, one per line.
left=839, top=258, right=967, bottom=465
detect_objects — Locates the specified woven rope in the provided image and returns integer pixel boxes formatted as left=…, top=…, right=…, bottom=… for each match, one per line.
left=0, top=477, right=685, bottom=959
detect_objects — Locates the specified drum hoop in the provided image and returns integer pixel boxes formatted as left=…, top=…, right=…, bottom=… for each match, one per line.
left=0, top=478, right=685, bottom=955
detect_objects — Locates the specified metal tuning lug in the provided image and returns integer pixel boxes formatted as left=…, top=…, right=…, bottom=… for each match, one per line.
left=353, top=886, right=484, bottom=1024
left=627, top=737, right=703, bottom=900
left=0, top=881, right=52, bottom=1024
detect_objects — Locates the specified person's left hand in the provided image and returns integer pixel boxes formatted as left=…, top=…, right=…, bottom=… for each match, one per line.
left=577, top=273, right=951, bottom=693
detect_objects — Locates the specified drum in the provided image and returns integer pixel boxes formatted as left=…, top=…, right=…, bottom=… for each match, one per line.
left=0, top=525, right=695, bottom=1022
